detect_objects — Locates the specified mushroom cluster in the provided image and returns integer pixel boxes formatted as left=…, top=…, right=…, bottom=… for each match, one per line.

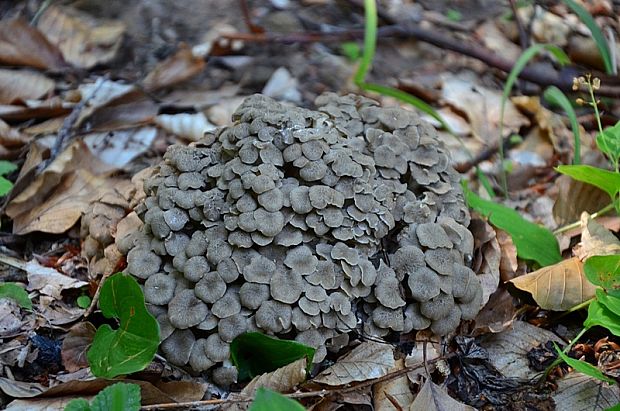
left=121, top=93, right=482, bottom=385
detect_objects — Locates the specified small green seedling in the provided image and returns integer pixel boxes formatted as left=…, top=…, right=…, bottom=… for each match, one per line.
left=64, top=382, right=141, bottom=411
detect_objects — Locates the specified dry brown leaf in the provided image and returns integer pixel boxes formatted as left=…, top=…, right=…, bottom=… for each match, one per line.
left=472, top=288, right=517, bottom=335
left=0, top=19, right=66, bottom=70
left=142, top=45, right=206, bottom=92
left=553, top=372, right=620, bottom=411
left=574, top=213, right=620, bottom=260
left=496, top=229, right=518, bottom=282
left=410, top=379, right=475, bottom=411
left=509, top=257, right=596, bottom=311
left=373, top=359, right=414, bottom=410
left=78, top=89, right=158, bottom=132
left=553, top=176, right=609, bottom=227
left=470, top=216, right=500, bottom=306
left=37, top=6, right=125, bottom=69
left=313, top=341, right=395, bottom=386
left=61, top=322, right=96, bottom=372
left=11, top=169, right=115, bottom=234
left=241, top=358, right=307, bottom=395
left=83, top=127, right=157, bottom=168
left=0, top=69, right=55, bottom=105
left=0, top=97, right=72, bottom=121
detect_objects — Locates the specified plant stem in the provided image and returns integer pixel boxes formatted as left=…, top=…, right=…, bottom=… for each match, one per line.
left=541, top=326, right=589, bottom=382
left=354, top=0, right=377, bottom=86
left=553, top=203, right=615, bottom=235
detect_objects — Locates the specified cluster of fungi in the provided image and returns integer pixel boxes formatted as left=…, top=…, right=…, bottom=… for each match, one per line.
left=114, top=94, right=482, bottom=385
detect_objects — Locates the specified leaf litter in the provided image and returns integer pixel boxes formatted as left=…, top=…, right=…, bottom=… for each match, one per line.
left=0, top=0, right=618, bottom=409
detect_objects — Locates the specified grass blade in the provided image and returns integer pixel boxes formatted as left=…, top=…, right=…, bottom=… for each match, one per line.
left=562, top=0, right=613, bottom=74
left=543, top=86, right=581, bottom=164
left=354, top=0, right=377, bottom=85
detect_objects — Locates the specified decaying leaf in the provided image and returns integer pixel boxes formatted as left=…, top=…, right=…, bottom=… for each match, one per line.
left=552, top=372, right=620, bottom=411
left=496, top=229, right=518, bottom=282
left=469, top=216, right=501, bottom=306
left=83, top=128, right=157, bottom=168
left=0, top=19, right=66, bottom=70
left=553, top=176, right=609, bottom=227
left=373, top=359, right=414, bottom=410
left=479, top=320, right=563, bottom=380
left=313, top=341, right=395, bottom=386
left=472, top=288, right=517, bottom=335
left=155, top=112, right=216, bottom=142
left=410, top=379, right=475, bottom=411
left=0, top=69, right=55, bottom=104
left=241, top=358, right=307, bottom=395
left=61, top=322, right=96, bottom=373
left=509, top=257, right=596, bottom=311
left=574, top=213, right=620, bottom=260
left=142, top=45, right=206, bottom=92
left=37, top=6, right=126, bottom=69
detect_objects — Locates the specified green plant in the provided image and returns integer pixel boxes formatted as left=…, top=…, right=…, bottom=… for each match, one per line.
left=562, top=0, right=613, bottom=74
left=543, top=86, right=581, bottom=164
left=77, top=294, right=91, bottom=309
left=445, top=9, right=462, bottom=22
left=249, top=387, right=305, bottom=411
left=0, top=160, right=17, bottom=196
left=65, top=382, right=141, bottom=411
left=231, top=332, right=315, bottom=381
left=87, top=273, right=159, bottom=378
left=0, top=282, right=32, bottom=310
left=341, top=42, right=361, bottom=62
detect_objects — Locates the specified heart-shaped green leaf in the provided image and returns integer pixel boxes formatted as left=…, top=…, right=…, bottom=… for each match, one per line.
left=585, top=255, right=620, bottom=297
left=584, top=300, right=620, bottom=337
left=64, top=382, right=141, bottom=411
left=556, top=165, right=620, bottom=209
left=249, top=387, right=305, bottom=411
left=87, top=273, right=159, bottom=378
left=231, top=332, right=315, bottom=381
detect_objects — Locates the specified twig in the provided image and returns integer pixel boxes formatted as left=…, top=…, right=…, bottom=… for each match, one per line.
left=82, top=270, right=113, bottom=318
left=509, top=0, right=529, bottom=50
left=238, top=0, right=263, bottom=34
left=140, top=354, right=455, bottom=410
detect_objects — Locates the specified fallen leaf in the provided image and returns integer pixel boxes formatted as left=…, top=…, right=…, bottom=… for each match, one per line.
left=476, top=21, right=522, bottom=62
left=6, top=397, right=86, bottom=410
left=441, top=72, right=529, bottom=143
left=410, top=379, right=475, bottom=411
left=155, top=112, right=216, bottom=142
left=78, top=89, right=158, bottom=132
left=553, top=176, right=610, bottom=227
left=373, top=359, right=414, bottom=410
left=552, top=372, right=620, bottom=411
left=469, top=216, right=501, bottom=306
left=0, top=19, right=66, bottom=70
left=83, top=127, right=157, bottom=168
left=496, top=229, right=518, bottom=282
left=160, top=84, right=240, bottom=110
left=509, top=257, right=596, bottom=311
left=241, top=358, right=307, bottom=395
left=478, top=320, right=563, bottom=380
left=0, top=97, right=72, bottom=121
left=574, top=213, right=620, bottom=260
left=313, top=341, right=395, bottom=386
left=262, top=67, right=301, bottom=103
left=0, top=69, right=55, bottom=104
left=37, top=6, right=126, bottom=69
left=142, top=45, right=205, bottom=92
left=206, top=96, right=247, bottom=126
left=61, top=322, right=96, bottom=372
left=472, top=288, right=517, bottom=335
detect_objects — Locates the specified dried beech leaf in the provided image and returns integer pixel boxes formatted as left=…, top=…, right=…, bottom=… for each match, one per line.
left=83, top=128, right=157, bottom=168
left=0, top=69, right=55, bottom=104
left=241, top=358, right=307, bottom=395
left=373, top=359, right=414, bottom=410
left=37, top=6, right=125, bottom=69
left=574, top=213, right=620, bottom=260
left=472, top=288, right=517, bottom=335
left=509, top=257, right=596, bottom=311
left=553, top=372, right=620, bottom=411
left=553, top=175, right=609, bottom=227
left=0, top=19, right=66, bottom=70
left=470, top=216, right=501, bottom=305
left=0, top=97, right=71, bottom=121
left=142, top=45, right=205, bottom=92
left=155, top=112, right=216, bottom=142
left=313, top=341, right=395, bottom=386
left=61, top=322, right=96, bottom=372
left=410, top=379, right=475, bottom=411
left=479, top=320, right=563, bottom=380
left=11, top=170, right=115, bottom=234
left=496, top=229, right=518, bottom=282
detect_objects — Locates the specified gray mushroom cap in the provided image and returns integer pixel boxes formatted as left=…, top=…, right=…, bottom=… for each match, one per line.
left=127, top=247, right=161, bottom=279
left=144, top=273, right=176, bottom=305
left=168, top=289, right=209, bottom=329
left=161, top=329, right=195, bottom=366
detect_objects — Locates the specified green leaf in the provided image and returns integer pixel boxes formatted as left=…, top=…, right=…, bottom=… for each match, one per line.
left=585, top=255, right=620, bottom=297
left=562, top=0, right=613, bottom=74
left=596, top=122, right=620, bottom=167
left=499, top=44, right=570, bottom=194
left=0, top=176, right=13, bottom=196
left=462, top=182, right=561, bottom=266
left=341, top=42, right=361, bottom=61
left=354, top=0, right=377, bottom=85
left=64, top=383, right=141, bottom=411
left=445, top=9, right=462, bottom=22
left=249, top=388, right=305, bottom=411
left=87, top=273, right=159, bottom=378
left=543, top=86, right=581, bottom=165
left=0, top=282, right=32, bottom=310
left=584, top=300, right=620, bottom=337
left=0, top=161, right=17, bottom=176
left=554, top=342, right=615, bottom=384
left=65, top=398, right=91, bottom=411
left=596, top=289, right=620, bottom=318
left=556, top=165, right=620, bottom=210
left=77, top=295, right=92, bottom=309
left=230, top=332, right=315, bottom=381
left=90, top=383, right=141, bottom=411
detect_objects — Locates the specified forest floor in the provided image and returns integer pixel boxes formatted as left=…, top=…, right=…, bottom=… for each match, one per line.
left=0, top=0, right=619, bottom=410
